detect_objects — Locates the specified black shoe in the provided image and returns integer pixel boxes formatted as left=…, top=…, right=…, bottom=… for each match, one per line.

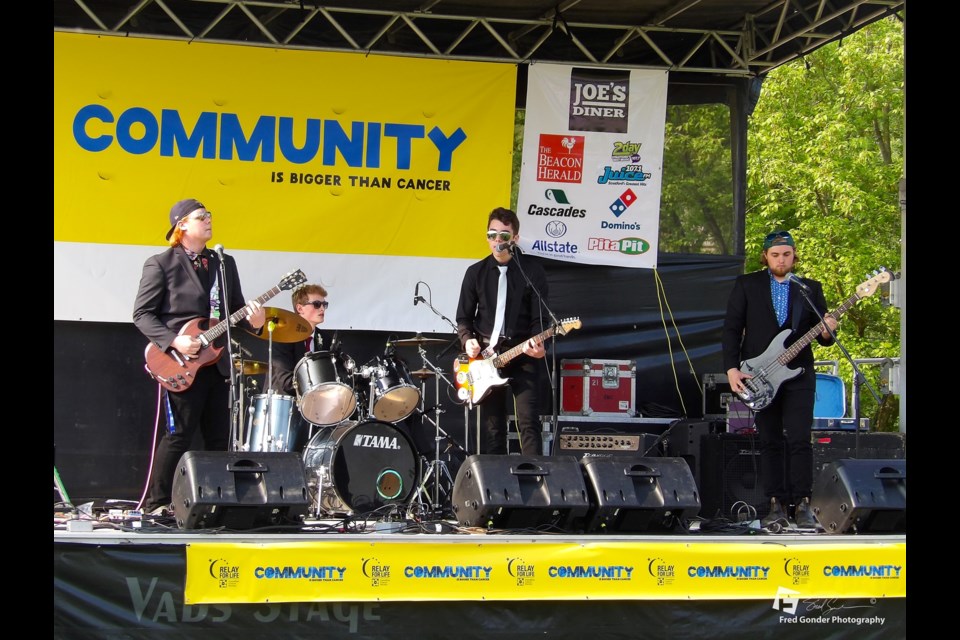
left=761, top=498, right=788, bottom=530
left=795, top=497, right=817, bottom=529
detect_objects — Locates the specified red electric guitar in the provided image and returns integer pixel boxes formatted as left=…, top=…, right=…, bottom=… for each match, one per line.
left=144, top=269, right=306, bottom=392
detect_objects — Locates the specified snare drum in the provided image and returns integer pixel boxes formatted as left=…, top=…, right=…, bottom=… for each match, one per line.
left=301, top=419, right=418, bottom=515
left=294, top=351, right=357, bottom=426
left=370, top=356, right=421, bottom=423
left=245, top=393, right=298, bottom=452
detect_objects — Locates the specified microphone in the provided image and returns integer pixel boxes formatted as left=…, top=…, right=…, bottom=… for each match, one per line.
left=786, top=272, right=812, bottom=293
left=213, top=244, right=225, bottom=258
left=414, top=282, right=420, bottom=306
left=495, top=242, right=513, bottom=253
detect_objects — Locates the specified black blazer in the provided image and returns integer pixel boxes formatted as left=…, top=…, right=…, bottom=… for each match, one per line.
left=133, top=245, right=255, bottom=378
left=721, top=269, right=834, bottom=388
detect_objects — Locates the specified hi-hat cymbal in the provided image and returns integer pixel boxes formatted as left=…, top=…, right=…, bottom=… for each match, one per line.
left=410, top=368, right=439, bottom=379
left=389, top=333, right=450, bottom=347
left=233, top=358, right=268, bottom=376
left=247, top=307, right=312, bottom=343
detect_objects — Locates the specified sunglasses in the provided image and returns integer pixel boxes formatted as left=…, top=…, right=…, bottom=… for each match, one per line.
left=764, top=231, right=791, bottom=241
left=486, top=230, right=513, bottom=242
left=188, top=211, right=213, bottom=221
left=303, top=300, right=329, bottom=309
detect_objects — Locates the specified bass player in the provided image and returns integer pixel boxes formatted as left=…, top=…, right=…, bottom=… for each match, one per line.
left=722, top=230, right=837, bottom=529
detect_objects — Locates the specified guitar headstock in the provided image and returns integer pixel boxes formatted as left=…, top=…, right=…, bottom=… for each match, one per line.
left=280, top=269, right=307, bottom=291
left=856, top=268, right=893, bottom=298
left=556, top=317, right=582, bottom=336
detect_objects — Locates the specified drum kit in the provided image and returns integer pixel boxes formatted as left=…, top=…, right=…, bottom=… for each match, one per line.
left=231, top=312, right=464, bottom=520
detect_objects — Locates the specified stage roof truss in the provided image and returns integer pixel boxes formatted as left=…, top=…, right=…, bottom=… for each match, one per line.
left=55, top=0, right=904, bottom=76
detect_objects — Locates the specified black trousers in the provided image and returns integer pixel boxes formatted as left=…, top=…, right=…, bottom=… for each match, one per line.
left=754, top=377, right=815, bottom=504
left=147, top=367, right=230, bottom=510
left=478, top=359, right=542, bottom=456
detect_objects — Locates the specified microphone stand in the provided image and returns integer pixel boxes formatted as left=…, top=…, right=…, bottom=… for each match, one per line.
left=508, top=247, right=559, bottom=457
left=215, top=250, right=240, bottom=452
left=795, top=279, right=881, bottom=457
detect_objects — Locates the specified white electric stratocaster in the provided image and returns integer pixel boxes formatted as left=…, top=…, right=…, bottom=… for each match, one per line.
left=453, top=318, right=581, bottom=407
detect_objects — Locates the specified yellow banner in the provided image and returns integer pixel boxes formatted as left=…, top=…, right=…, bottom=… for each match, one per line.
left=53, top=33, right=516, bottom=258
left=185, top=540, right=905, bottom=604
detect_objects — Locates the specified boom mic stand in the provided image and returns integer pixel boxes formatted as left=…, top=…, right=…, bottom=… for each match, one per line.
left=509, top=246, right=560, bottom=456
left=215, top=250, right=242, bottom=452
left=794, top=275, right=881, bottom=458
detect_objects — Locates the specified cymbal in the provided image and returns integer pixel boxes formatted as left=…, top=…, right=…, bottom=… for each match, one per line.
left=410, top=368, right=438, bottom=379
left=247, top=307, right=312, bottom=343
left=389, top=333, right=450, bottom=347
left=233, top=358, right=268, bottom=376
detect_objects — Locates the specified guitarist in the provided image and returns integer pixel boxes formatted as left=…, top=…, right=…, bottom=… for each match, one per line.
left=721, top=230, right=837, bottom=529
left=132, top=199, right=266, bottom=515
left=455, top=207, right=548, bottom=456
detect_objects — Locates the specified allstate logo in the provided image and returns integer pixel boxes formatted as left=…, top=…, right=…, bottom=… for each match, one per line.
left=545, top=221, right=568, bottom=238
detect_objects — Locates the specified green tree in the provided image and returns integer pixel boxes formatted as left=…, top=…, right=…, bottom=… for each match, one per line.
left=746, top=16, right=904, bottom=429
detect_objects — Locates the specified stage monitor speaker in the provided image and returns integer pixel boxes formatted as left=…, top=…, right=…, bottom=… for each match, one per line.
left=579, top=456, right=700, bottom=533
left=171, top=451, right=310, bottom=530
left=811, top=458, right=906, bottom=534
left=451, top=454, right=590, bottom=531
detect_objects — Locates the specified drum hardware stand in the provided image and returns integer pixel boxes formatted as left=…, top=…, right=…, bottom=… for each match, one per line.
left=409, top=344, right=459, bottom=515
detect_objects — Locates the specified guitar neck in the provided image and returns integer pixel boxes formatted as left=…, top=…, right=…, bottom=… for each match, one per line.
left=777, top=291, right=861, bottom=366
left=491, top=327, right=556, bottom=368
left=199, top=285, right=282, bottom=344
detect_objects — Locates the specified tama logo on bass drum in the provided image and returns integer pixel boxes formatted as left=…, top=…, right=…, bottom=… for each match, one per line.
left=353, top=434, right=401, bottom=450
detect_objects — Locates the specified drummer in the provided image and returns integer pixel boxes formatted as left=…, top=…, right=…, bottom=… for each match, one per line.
left=270, top=283, right=334, bottom=448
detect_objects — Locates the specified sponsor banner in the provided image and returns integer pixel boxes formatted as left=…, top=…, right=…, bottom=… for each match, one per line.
left=516, top=64, right=667, bottom=268
left=54, top=33, right=515, bottom=327
left=185, top=540, right=905, bottom=604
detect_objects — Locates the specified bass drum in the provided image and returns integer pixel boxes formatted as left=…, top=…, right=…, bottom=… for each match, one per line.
left=302, top=419, right=418, bottom=515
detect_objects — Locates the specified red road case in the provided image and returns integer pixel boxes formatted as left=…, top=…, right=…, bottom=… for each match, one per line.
left=560, top=359, right=636, bottom=416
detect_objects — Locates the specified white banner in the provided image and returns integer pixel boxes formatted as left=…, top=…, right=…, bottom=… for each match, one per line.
left=516, top=64, right=668, bottom=268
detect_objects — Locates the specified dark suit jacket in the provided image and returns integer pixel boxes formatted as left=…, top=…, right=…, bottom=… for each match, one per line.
left=456, top=253, right=548, bottom=354
left=721, top=269, right=834, bottom=388
left=133, top=245, right=255, bottom=378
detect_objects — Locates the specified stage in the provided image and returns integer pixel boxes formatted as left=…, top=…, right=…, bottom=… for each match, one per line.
left=54, top=512, right=906, bottom=639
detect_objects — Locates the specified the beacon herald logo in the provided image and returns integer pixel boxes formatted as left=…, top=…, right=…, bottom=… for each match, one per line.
left=536, top=134, right=584, bottom=183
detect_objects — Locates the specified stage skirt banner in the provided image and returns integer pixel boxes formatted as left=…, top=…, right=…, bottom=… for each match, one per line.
left=184, top=540, right=905, bottom=604
left=53, top=33, right=515, bottom=328
left=515, top=64, right=667, bottom=269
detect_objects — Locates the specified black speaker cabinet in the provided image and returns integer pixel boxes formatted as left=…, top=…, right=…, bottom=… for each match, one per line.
left=579, top=456, right=700, bottom=533
left=451, top=454, right=590, bottom=531
left=811, top=459, right=906, bottom=534
left=664, top=419, right=711, bottom=488
left=171, top=451, right=310, bottom=530
left=699, top=433, right=773, bottom=520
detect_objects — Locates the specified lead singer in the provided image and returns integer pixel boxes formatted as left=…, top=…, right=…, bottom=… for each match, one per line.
left=456, top=207, right=549, bottom=455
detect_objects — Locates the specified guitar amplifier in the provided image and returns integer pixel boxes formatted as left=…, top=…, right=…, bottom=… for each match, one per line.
left=702, top=373, right=734, bottom=419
